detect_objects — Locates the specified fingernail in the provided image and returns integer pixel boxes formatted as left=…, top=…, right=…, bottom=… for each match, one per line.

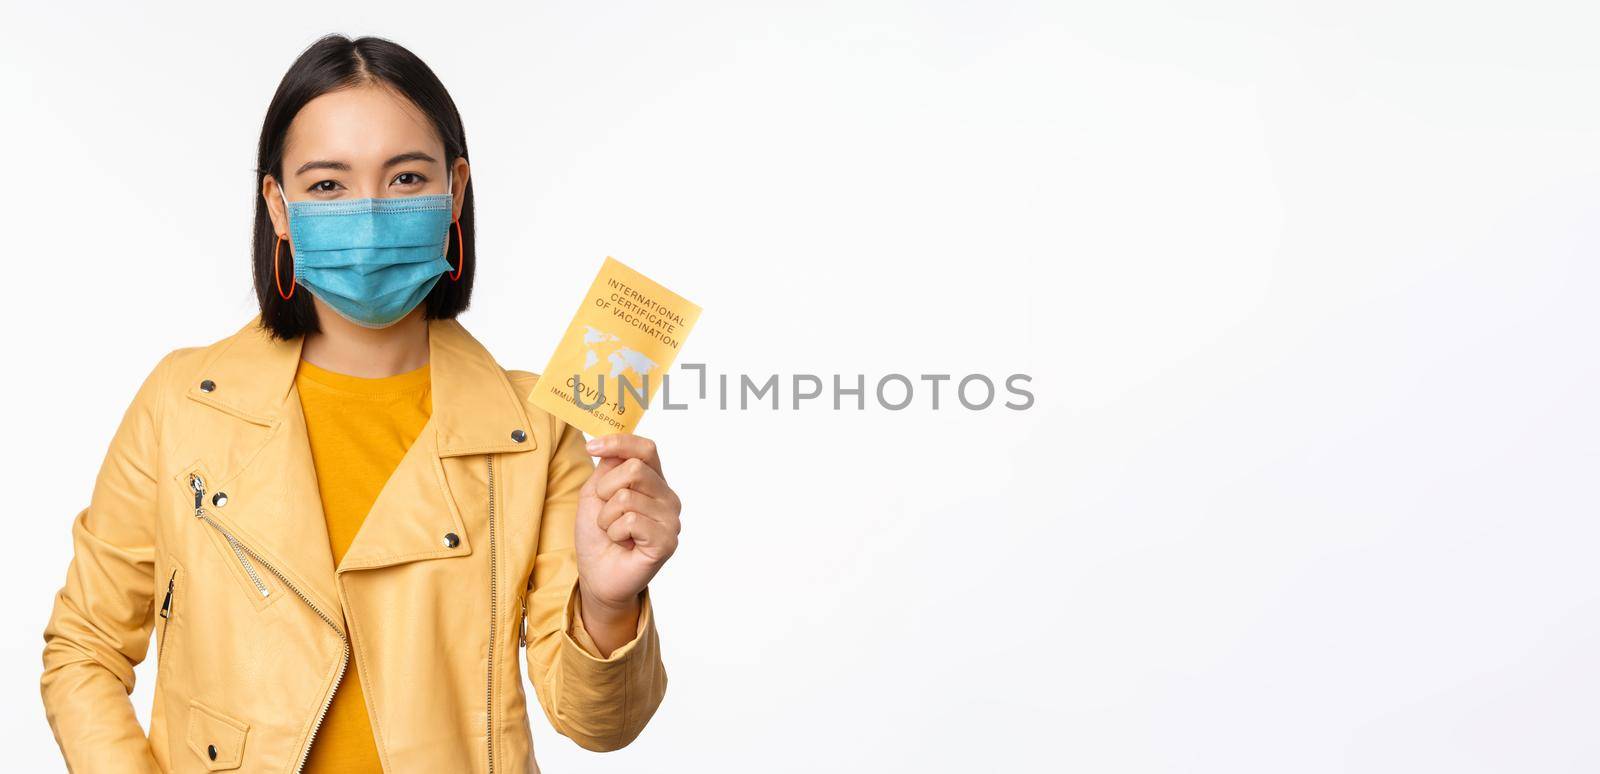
left=586, top=438, right=602, bottom=453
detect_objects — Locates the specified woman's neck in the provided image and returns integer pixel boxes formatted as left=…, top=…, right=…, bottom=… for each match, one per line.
left=299, top=302, right=431, bottom=378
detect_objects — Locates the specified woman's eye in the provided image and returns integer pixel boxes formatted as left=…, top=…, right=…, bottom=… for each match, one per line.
left=310, top=180, right=341, bottom=193
left=393, top=172, right=426, bottom=186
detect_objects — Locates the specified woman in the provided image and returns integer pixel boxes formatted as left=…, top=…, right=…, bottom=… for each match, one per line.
left=39, top=35, right=676, bottom=773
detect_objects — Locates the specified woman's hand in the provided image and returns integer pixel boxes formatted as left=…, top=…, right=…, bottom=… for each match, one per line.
left=573, top=433, right=681, bottom=653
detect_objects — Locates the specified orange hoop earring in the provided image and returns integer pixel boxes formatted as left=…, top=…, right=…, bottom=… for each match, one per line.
left=274, top=235, right=295, bottom=300
left=448, top=217, right=464, bottom=281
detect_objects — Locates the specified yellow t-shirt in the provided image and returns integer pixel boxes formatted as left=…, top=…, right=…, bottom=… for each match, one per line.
left=295, top=357, right=433, bottom=773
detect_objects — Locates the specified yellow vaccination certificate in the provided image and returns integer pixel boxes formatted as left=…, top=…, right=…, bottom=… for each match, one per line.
left=527, top=256, right=702, bottom=437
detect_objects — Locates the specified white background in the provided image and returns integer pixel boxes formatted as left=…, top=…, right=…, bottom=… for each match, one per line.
left=3, top=1, right=1597, bottom=772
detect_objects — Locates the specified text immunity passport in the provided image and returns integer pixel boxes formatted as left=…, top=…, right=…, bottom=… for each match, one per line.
left=528, top=256, right=702, bottom=437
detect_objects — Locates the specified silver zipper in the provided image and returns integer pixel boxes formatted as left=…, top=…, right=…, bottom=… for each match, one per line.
left=158, top=568, right=176, bottom=662
left=191, top=475, right=269, bottom=598
left=486, top=454, right=498, bottom=774
left=189, top=473, right=349, bottom=774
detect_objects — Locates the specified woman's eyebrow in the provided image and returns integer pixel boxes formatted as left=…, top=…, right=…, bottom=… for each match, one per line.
left=295, top=159, right=352, bottom=175
left=383, top=151, right=437, bottom=168
left=292, top=152, right=437, bottom=176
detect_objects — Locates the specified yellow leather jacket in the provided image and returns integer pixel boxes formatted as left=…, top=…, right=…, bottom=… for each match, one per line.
left=40, top=315, right=667, bottom=773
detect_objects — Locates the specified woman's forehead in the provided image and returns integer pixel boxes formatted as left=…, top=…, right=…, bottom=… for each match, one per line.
left=282, top=83, right=443, bottom=171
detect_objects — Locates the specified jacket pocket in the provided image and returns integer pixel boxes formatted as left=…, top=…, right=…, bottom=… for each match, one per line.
left=186, top=699, right=249, bottom=770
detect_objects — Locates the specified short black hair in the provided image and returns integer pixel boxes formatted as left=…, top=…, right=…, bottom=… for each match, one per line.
left=252, top=34, right=476, bottom=340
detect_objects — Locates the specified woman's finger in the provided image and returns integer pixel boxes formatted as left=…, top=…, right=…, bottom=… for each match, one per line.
left=585, top=433, right=663, bottom=476
left=595, top=457, right=675, bottom=502
left=596, top=487, right=675, bottom=533
left=604, top=507, right=678, bottom=553
left=580, top=454, right=624, bottom=499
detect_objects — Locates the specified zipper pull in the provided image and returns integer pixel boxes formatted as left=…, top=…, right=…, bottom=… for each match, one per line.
left=189, top=474, right=205, bottom=517
left=519, top=591, right=529, bottom=647
left=159, top=570, right=175, bottom=619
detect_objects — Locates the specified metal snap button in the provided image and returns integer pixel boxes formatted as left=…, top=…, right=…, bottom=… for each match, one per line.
left=511, top=429, right=526, bottom=443
left=208, top=744, right=217, bottom=760
left=199, top=379, right=216, bottom=393
left=443, top=532, right=460, bottom=548
left=212, top=492, right=228, bottom=507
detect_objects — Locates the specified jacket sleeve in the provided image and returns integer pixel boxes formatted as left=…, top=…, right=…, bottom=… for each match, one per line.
left=40, top=350, right=175, bottom=773
left=524, top=416, right=668, bottom=752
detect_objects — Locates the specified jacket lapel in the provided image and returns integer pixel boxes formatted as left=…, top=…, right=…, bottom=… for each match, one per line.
left=337, top=317, right=539, bottom=572
left=180, top=316, right=337, bottom=609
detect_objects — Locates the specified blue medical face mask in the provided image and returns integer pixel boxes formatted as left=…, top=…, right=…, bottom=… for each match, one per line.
left=280, top=171, right=456, bottom=328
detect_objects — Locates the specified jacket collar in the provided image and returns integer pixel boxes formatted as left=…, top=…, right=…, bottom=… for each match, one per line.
left=176, top=313, right=539, bottom=618
left=185, top=314, right=536, bottom=457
